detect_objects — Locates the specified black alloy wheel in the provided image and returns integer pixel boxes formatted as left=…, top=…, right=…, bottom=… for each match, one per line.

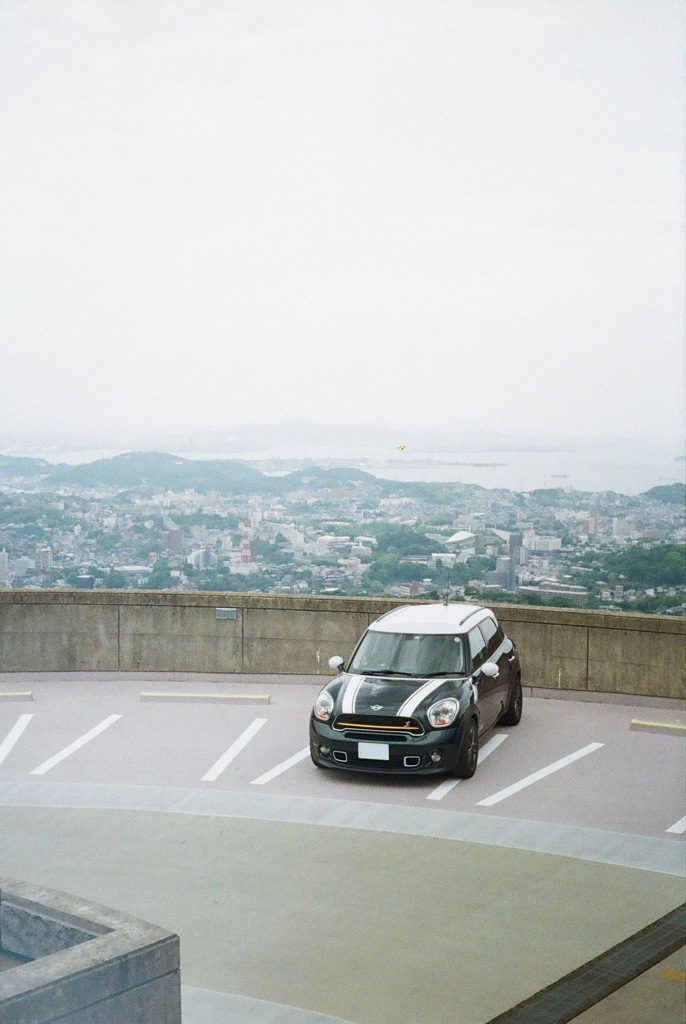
left=453, top=718, right=479, bottom=779
left=500, top=677, right=523, bottom=726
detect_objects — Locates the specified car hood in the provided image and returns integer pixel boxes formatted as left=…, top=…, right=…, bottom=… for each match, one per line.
left=328, top=672, right=470, bottom=719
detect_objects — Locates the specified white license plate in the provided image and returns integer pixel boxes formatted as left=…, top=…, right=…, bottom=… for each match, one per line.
left=358, top=742, right=389, bottom=761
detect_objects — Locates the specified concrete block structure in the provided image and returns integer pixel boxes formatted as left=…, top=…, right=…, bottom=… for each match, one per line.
left=0, top=878, right=181, bottom=1024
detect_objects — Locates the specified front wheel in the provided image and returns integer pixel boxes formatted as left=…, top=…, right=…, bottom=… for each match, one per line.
left=500, top=677, right=523, bottom=726
left=452, top=718, right=479, bottom=778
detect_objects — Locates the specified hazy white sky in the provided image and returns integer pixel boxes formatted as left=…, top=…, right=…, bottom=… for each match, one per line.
left=1, top=0, right=683, bottom=441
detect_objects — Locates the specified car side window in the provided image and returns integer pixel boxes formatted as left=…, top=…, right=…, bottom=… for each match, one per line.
left=478, top=615, right=499, bottom=659
left=467, top=626, right=487, bottom=670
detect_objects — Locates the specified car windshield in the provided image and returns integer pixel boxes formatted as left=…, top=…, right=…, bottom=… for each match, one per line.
left=348, top=631, right=465, bottom=677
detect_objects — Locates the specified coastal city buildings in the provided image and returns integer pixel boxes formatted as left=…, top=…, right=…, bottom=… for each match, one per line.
left=0, top=455, right=683, bottom=615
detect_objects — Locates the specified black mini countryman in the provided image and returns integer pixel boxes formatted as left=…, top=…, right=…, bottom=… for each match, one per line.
left=310, top=603, right=522, bottom=778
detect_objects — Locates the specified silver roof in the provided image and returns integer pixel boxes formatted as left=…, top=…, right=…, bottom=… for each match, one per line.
left=368, top=603, right=491, bottom=635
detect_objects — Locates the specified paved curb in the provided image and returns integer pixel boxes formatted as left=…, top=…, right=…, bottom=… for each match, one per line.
left=0, top=782, right=683, bottom=877
left=486, top=904, right=686, bottom=1024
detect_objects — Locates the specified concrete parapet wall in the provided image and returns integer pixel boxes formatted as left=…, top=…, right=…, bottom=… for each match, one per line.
left=495, top=605, right=685, bottom=699
left=0, top=591, right=683, bottom=700
left=0, top=878, right=181, bottom=1024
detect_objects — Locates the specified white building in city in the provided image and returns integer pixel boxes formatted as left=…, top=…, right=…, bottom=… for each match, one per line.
left=524, top=536, right=562, bottom=553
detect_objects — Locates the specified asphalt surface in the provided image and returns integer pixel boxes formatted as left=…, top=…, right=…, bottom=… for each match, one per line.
left=0, top=672, right=684, bottom=1024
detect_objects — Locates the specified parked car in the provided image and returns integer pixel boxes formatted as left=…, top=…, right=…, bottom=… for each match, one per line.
left=310, top=602, right=522, bottom=778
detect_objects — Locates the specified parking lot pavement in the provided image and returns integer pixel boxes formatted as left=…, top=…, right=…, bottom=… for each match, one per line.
left=0, top=803, right=684, bottom=1024
left=0, top=674, right=683, bottom=840
left=0, top=673, right=684, bottom=1024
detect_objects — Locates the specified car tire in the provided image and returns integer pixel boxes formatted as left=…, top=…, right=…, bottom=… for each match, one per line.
left=452, top=717, right=479, bottom=778
left=500, top=676, right=523, bottom=726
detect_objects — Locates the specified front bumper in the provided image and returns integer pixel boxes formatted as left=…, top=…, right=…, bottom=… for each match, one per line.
left=309, top=716, right=469, bottom=775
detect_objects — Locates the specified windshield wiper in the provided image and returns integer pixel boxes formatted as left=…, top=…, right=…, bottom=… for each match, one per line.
left=358, top=669, right=409, bottom=677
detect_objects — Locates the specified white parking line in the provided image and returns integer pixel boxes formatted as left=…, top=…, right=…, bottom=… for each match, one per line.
left=251, top=747, right=310, bottom=785
left=666, top=816, right=686, bottom=835
left=0, top=715, right=33, bottom=767
left=477, top=742, right=605, bottom=807
left=31, top=715, right=122, bottom=776
left=202, top=718, right=268, bottom=782
left=426, top=734, right=509, bottom=800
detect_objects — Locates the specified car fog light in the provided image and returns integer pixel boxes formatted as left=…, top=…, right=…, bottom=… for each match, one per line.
left=430, top=751, right=442, bottom=763
left=319, top=745, right=331, bottom=756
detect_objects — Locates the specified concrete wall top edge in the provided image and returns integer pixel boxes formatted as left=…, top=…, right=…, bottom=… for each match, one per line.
left=0, top=893, right=112, bottom=940
left=490, top=604, right=686, bottom=634
left=0, top=878, right=174, bottom=944
left=1, top=590, right=682, bottom=634
left=0, top=590, right=397, bottom=614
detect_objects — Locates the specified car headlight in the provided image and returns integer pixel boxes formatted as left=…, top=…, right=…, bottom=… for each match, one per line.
left=313, top=690, right=334, bottom=721
left=427, top=698, right=459, bottom=728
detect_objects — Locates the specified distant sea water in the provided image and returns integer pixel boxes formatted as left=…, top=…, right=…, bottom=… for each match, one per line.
left=7, top=438, right=685, bottom=495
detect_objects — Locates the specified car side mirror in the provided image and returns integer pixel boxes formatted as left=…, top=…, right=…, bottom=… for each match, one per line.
left=480, top=661, right=499, bottom=679
left=329, top=655, right=344, bottom=672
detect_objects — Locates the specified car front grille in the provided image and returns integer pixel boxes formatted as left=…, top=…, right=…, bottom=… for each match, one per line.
left=332, top=713, right=424, bottom=737
left=332, top=748, right=427, bottom=768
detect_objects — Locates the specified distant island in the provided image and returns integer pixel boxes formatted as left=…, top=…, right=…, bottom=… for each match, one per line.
left=0, top=451, right=684, bottom=506
left=0, top=423, right=682, bottom=495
